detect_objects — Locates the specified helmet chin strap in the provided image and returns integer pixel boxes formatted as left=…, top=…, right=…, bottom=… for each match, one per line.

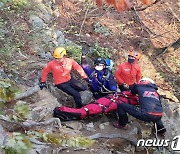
left=55, top=57, right=64, bottom=63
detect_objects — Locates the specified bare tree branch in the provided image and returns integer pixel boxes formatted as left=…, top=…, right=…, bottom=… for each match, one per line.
left=131, top=0, right=161, bottom=11
left=156, top=38, right=180, bottom=57
left=15, top=85, right=40, bottom=100
left=79, top=6, right=89, bottom=36
left=88, top=133, right=137, bottom=146
left=166, top=2, right=180, bottom=22
left=132, top=4, right=177, bottom=41
left=132, top=6, right=154, bottom=35
left=0, top=115, right=61, bottom=132
left=22, top=118, right=62, bottom=129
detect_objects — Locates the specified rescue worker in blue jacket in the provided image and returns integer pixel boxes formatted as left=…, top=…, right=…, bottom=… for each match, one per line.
left=113, top=78, right=166, bottom=136
left=81, top=55, right=117, bottom=99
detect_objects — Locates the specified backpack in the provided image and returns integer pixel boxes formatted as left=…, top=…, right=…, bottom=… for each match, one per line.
left=105, top=58, right=114, bottom=70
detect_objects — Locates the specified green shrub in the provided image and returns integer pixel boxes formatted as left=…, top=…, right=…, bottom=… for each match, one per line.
left=91, top=42, right=114, bottom=59
left=0, top=0, right=29, bottom=10
left=0, top=13, right=26, bottom=55
left=65, top=45, right=82, bottom=63
left=94, top=22, right=111, bottom=36
left=3, top=132, right=32, bottom=154
left=0, top=79, right=20, bottom=101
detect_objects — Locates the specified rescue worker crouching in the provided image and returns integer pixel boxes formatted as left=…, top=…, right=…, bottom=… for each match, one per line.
left=113, top=78, right=166, bottom=136
left=39, top=47, right=88, bottom=108
left=81, top=56, right=117, bottom=99
left=115, top=51, right=141, bottom=92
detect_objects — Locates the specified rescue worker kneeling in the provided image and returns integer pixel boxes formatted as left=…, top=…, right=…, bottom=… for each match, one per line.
left=39, top=47, right=88, bottom=108
left=113, top=78, right=166, bottom=136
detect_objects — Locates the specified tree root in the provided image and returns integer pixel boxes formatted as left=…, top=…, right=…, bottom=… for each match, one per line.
left=0, top=115, right=23, bottom=132
left=29, top=137, right=50, bottom=145
left=22, top=118, right=62, bottom=130
left=15, top=85, right=40, bottom=100
left=0, top=115, right=61, bottom=132
left=88, top=133, right=137, bottom=146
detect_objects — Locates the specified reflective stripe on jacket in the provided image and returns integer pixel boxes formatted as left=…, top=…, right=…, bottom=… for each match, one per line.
left=41, top=58, right=87, bottom=85
left=131, top=84, right=163, bottom=113
left=115, top=62, right=141, bottom=86
left=82, top=65, right=117, bottom=92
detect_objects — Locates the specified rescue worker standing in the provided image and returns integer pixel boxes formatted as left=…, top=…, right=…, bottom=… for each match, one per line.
left=81, top=56, right=117, bottom=99
left=39, top=47, right=88, bottom=108
left=113, top=78, right=166, bottom=136
left=115, top=51, right=141, bottom=91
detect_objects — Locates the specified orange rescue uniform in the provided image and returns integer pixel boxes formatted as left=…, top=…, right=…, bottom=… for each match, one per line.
left=41, top=58, right=87, bottom=85
left=115, top=62, right=141, bottom=86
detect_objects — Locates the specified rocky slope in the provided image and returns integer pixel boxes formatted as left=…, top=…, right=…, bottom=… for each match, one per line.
left=0, top=0, right=179, bottom=153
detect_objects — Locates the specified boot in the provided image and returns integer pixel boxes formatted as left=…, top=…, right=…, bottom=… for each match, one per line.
left=154, top=120, right=166, bottom=136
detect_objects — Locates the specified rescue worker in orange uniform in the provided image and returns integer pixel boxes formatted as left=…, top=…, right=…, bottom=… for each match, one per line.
left=115, top=51, right=141, bottom=92
left=39, top=47, right=88, bottom=108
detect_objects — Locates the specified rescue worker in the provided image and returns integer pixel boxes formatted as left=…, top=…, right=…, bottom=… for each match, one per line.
left=115, top=51, right=141, bottom=91
left=113, top=78, right=166, bottom=136
left=39, top=47, right=88, bottom=108
left=81, top=56, right=117, bottom=99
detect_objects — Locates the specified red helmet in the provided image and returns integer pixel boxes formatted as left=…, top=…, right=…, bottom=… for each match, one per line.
left=128, top=51, right=141, bottom=60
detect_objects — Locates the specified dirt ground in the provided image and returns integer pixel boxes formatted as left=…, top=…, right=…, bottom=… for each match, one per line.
left=56, top=0, right=180, bottom=101
left=1, top=0, right=179, bottom=153
left=38, top=1, right=180, bottom=153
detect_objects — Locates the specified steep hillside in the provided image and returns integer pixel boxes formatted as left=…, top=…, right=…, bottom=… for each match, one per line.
left=0, top=0, right=179, bottom=154
left=56, top=0, right=180, bottom=100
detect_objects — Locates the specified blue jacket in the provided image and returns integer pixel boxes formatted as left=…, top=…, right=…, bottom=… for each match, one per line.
left=131, top=83, right=163, bottom=113
left=82, top=64, right=117, bottom=93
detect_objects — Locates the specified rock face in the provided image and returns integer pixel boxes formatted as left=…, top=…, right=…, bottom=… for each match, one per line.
left=0, top=69, right=8, bottom=79
left=0, top=0, right=179, bottom=153
left=29, top=15, right=45, bottom=30
left=80, top=90, right=94, bottom=105
left=162, top=99, right=180, bottom=138
left=27, top=1, right=64, bottom=56
left=0, top=125, right=7, bottom=146
left=0, top=125, right=6, bottom=154
left=29, top=89, right=60, bottom=121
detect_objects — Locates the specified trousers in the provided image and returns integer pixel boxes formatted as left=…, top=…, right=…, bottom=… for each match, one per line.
left=117, top=103, right=165, bottom=131
left=56, top=78, right=86, bottom=108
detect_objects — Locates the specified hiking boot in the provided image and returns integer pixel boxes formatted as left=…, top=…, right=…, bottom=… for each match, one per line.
left=113, top=122, right=128, bottom=130
left=157, top=128, right=166, bottom=137
left=152, top=127, right=166, bottom=137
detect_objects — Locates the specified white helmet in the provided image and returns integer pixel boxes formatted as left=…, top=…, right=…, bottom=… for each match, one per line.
left=139, top=78, right=155, bottom=84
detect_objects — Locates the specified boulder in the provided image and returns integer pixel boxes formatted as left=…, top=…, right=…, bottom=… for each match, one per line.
left=29, top=15, right=45, bottom=30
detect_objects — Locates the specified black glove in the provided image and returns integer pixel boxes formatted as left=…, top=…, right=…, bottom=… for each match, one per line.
left=122, top=83, right=129, bottom=90
left=39, top=82, right=47, bottom=90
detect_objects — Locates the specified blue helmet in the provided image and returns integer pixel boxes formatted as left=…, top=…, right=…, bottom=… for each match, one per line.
left=94, top=58, right=106, bottom=66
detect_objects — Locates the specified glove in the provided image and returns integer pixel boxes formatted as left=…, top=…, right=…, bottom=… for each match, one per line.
left=39, top=82, right=47, bottom=90
left=122, top=83, right=129, bottom=90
